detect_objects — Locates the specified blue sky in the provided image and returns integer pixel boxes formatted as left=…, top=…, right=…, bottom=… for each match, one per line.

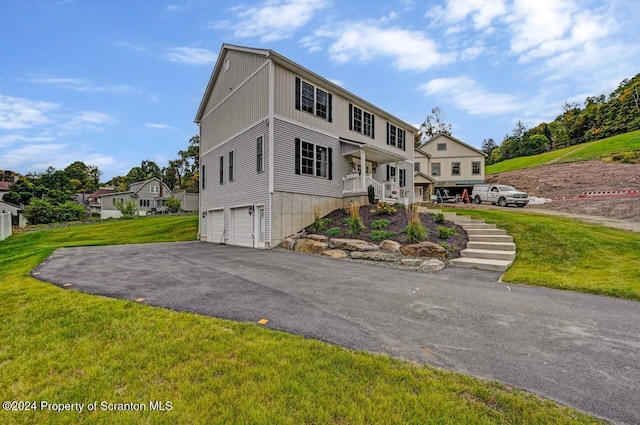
left=1, top=0, right=638, bottom=182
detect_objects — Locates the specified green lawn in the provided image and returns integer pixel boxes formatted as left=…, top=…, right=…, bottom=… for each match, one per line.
left=445, top=208, right=640, bottom=300
left=0, top=216, right=601, bottom=424
left=486, top=130, right=640, bottom=174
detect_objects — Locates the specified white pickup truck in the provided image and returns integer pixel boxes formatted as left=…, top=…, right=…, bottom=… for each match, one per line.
left=472, top=184, right=529, bottom=207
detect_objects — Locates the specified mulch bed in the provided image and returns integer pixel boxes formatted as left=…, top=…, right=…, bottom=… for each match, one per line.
left=304, top=204, right=468, bottom=259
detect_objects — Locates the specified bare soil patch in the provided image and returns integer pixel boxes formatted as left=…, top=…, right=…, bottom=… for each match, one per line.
left=486, top=160, right=640, bottom=222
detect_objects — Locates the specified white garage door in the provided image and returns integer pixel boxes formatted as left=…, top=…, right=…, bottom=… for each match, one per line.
left=231, top=207, right=253, bottom=247
left=207, top=210, right=224, bottom=243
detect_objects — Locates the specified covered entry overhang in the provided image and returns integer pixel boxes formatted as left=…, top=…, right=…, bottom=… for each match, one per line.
left=340, top=138, right=409, bottom=203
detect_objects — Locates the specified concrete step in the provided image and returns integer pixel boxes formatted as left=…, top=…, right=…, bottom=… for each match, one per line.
left=465, top=228, right=507, bottom=236
left=467, top=241, right=516, bottom=251
left=459, top=223, right=497, bottom=230
left=461, top=249, right=516, bottom=261
left=450, top=257, right=513, bottom=272
left=468, top=234, right=514, bottom=243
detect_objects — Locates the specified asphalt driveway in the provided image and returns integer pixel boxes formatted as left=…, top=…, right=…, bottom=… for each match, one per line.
left=33, top=241, right=640, bottom=424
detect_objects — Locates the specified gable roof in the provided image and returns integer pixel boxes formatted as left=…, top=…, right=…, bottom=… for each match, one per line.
left=88, top=188, right=116, bottom=199
left=130, top=177, right=171, bottom=197
left=422, top=133, right=487, bottom=157
left=195, top=43, right=418, bottom=132
left=0, top=181, right=11, bottom=191
left=414, top=147, right=431, bottom=158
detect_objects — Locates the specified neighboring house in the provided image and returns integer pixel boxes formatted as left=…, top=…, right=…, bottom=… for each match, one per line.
left=415, top=134, right=487, bottom=200
left=99, top=178, right=173, bottom=219
left=85, top=187, right=117, bottom=214
left=0, top=199, right=26, bottom=228
left=172, top=189, right=199, bottom=212
left=196, top=44, right=416, bottom=249
left=0, top=181, right=10, bottom=200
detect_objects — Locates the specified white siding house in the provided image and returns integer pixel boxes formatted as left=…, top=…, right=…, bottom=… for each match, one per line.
left=196, top=44, right=416, bottom=248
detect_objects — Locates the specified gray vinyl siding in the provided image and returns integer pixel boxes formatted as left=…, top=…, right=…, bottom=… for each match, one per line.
left=100, top=193, right=131, bottom=211
left=199, top=121, right=270, bottom=244
left=273, top=118, right=348, bottom=198
left=206, top=50, right=268, bottom=112
left=200, top=64, right=269, bottom=153
left=273, top=63, right=415, bottom=159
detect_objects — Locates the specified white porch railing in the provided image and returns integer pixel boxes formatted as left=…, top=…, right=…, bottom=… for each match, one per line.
left=342, top=173, right=363, bottom=194
left=343, top=174, right=407, bottom=204
left=366, top=176, right=383, bottom=200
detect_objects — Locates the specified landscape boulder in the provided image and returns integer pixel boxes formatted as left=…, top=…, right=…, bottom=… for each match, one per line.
left=294, top=238, right=328, bottom=254
left=329, top=238, right=379, bottom=251
left=419, top=259, right=446, bottom=272
left=379, top=240, right=401, bottom=252
left=323, top=249, right=348, bottom=259
left=350, top=251, right=398, bottom=262
left=401, top=258, right=423, bottom=267
left=401, top=242, right=447, bottom=258
left=280, top=237, right=296, bottom=250
left=304, top=234, right=328, bottom=242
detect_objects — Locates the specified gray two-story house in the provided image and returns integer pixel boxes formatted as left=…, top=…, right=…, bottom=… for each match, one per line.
left=100, top=177, right=172, bottom=219
left=196, top=44, right=416, bottom=249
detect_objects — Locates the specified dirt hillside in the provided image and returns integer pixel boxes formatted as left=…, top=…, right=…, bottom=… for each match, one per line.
left=486, top=160, right=640, bottom=221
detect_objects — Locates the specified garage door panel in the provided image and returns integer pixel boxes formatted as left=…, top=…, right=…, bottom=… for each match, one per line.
left=231, top=207, right=253, bottom=247
left=208, top=210, right=224, bottom=243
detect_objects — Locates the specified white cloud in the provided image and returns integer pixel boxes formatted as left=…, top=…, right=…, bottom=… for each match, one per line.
left=0, top=94, right=57, bottom=130
left=57, top=111, right=115, bottom=135
left=426, top=0, right=507, bottom=29
left=113, top=40, right=147, bottom=52
left=0, top=134, right=54, bottom=147
left=313, top=22, right=454, bottom=72
left=225, top=0, right=329, bottom=42
left=419, top=76, right=521, bottom=115
left=165, top=47, right=217, bottom=65
left=27, top=76, right=139, bottom=94
left=0, top=142, right=115, bottom=172
left=145, top=123, right=171, bottom=129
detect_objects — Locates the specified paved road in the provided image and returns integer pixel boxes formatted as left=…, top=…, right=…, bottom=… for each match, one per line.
left=34, top=242, right=640, bottom=424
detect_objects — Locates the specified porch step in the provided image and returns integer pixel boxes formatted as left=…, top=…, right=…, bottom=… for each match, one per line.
left=465, top=228, right=507, bottom=235
left=449, top=257, right=514, bottom=272
left=459, top=223, right=497, bottom=230
left=468, top=234, right=513, bottom=243
left=461, top=249, right=515, bottom=261
left=467, top=241, right=516, bottom=251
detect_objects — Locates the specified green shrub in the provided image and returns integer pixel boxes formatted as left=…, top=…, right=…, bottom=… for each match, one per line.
left=166, top=197, right=182, bottom=213
left=393, top=202, right=404, bottom=209
left=57, top=201, right=87, bottom=222
left=23, top=198, right=57, bottom=224
left=432, top=212, right=445, bottom=224
left=403, top=220, right=428, bottom=242
left=115, top=200, right=138, bottom=219
left=440, top=241, right=451, bottom=251
left=343, top=217, right=365, bottom=235
left=325, top=227, right=341, bottom=237
left=438, top=225, right=458, bottom=239
left=369, top=230, right=397, bottom=241
left=310, top=217, right=331, bottom=234
left=375, top=202, right=397, bottom=215
left=371, top=219, right=390, bottom=230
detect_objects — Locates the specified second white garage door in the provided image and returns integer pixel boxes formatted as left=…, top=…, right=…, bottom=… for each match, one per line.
left=230, top=207, right=253, bottom=247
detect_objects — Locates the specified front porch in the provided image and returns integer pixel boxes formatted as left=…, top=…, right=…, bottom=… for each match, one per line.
left=340, top=139, right=409, bottom=205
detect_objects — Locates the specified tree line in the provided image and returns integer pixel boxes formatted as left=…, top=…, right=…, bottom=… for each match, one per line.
left=482, top=73, right=640, bottom=164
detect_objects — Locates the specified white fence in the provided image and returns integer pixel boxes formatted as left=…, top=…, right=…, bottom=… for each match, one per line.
left=0, top=213, right=11, bottom=241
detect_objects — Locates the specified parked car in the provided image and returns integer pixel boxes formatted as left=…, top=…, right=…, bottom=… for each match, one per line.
left=472, top=184, right=529, bottom=207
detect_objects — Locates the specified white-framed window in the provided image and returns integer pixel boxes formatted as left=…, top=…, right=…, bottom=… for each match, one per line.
left=257, top=136, right=264, bottom=173
left=295, top=77, right=332, bottom=121
left=224, top=57, right=230, bottom=73
left=150, top=185, right=159, bottom=194
left=437, top=143, right=447, bottom=151
left=414, top=162, right=420, bottom=172
left=229, top=150, right=234, bottom=182
left=399, top=169, right=406, bottom=187
left=432, top=163, right=441, bottom=177
left=452, top=162, right=461, bottom=176
left=349, top=104, right=375, bottom=138
left=139, top=199, right=150, bottom=207
left=472, top=161, right=481, bottom=175
left=387, top=123, right=406, bottom=150
left=295, top=138, right=332, bottom=179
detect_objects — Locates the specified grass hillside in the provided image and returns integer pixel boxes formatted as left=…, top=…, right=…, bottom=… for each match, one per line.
left=486, top=130, right=640, bottom=174
left=0, top=216, right=601, bottom=424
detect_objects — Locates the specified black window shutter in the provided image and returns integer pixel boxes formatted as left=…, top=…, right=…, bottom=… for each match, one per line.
left=295, top=138, right=301, bottom=175
left=371, top=115, right=375, bottom=139
left=386, top=122, right=390, bottom=145
left=295, top=77, right=301, bottom=111
left=328, top=147, right=333, bottom=180
left=328, top=93, right=333, bottom=122
left=386, top=164, right=389, bottom=181
left=402, top=129, right=406, bottom=151
left=348, top=104, right=353, bottom=130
